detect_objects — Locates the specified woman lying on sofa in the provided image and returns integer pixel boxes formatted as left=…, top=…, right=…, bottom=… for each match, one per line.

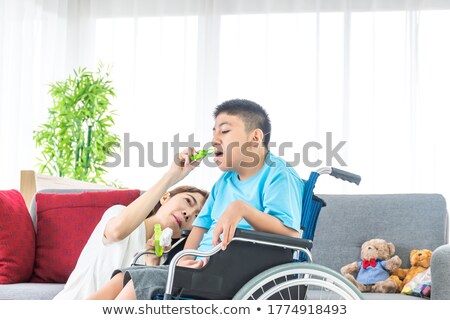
left=53, top=148, right=209, bottom=300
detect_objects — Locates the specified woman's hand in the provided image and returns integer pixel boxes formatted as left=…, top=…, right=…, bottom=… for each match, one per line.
left=164, top=147, right=203, bottom=185
left=143, top=237, right=172, bottom=266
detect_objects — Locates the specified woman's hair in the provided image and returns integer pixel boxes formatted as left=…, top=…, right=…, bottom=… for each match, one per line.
left=147, top=185, right=209, bottom=218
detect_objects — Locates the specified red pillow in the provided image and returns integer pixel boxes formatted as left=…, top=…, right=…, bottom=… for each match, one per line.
left=0, top=190, right=36, bottom=284
left=31, top=189, right=140, bottom=283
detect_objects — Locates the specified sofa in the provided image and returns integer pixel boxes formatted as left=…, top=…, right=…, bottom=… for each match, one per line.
left=0, top=188, right=141, bottom=300
left=312, top=194, right=449, bottom=300
left=0, top=189, right=448, bottom=300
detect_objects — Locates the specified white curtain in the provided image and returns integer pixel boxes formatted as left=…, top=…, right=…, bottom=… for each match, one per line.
left=1, top=0, right=449, bottom=205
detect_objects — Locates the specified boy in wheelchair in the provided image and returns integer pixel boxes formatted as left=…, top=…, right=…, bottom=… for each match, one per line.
left=91, top=99, right=304, bottom=300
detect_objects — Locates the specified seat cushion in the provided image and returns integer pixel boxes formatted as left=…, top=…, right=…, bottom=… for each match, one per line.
left=0, top=283, right=64, bottom=300
left=0, top=190, right=35, bottom=283
left=31, top=189, right=140, bottom=283
left=362, top=292, right=424, bottom=300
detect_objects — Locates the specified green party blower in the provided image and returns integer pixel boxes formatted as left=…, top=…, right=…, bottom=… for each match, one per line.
left=190, top=147, right=215, bottom=161
left=154, top=224, right=163, bottom=257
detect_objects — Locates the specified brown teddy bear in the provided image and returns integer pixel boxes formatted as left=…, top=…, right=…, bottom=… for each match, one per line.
left=385, top=249, right=432, bottom=293
left=340, top=239, right=402, bottom=293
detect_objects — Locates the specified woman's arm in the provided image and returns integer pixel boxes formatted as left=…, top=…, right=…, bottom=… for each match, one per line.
left=104, top=173, right=175, bottom=243
left=104, top=148, right=200, bottom=243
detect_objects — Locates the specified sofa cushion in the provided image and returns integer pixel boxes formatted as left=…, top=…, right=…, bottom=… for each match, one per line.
left=31, top=189, right=140, bottom=283
left=362, top=292, right=423, bottom=300
left=0, top=282, right=64, bottom=300
left=0, top=190, right=36, bottom=284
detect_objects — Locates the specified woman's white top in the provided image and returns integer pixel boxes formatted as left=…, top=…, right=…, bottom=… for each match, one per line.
left=53, top=205, right=146, bottom=300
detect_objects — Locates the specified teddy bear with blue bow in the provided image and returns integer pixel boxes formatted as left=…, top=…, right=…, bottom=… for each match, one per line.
left=340, top=239, right=402, bottom=293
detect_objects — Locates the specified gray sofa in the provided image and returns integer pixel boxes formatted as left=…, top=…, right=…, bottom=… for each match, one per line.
left=0, top=192, right=448, bottom=300
left=313, top=194, right=449, bottom=300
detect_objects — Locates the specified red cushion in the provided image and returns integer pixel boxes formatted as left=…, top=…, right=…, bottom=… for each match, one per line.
left=0, top=190, right=36, bottom=284
left=31, top=189, right=140, bottom=283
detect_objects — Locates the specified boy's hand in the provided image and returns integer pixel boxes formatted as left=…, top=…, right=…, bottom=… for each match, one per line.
left=177, top=258, right=207, bottom=269
left=212, top=201, right=244, bottom=250
left=213, top=201, right=299, bottom=252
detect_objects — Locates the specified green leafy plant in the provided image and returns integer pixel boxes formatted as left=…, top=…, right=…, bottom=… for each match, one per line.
left=33, top=64, right=121, bottom=185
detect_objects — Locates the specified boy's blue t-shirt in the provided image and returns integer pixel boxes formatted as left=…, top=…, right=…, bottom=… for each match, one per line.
left=193, top=152, right=304, bottom=253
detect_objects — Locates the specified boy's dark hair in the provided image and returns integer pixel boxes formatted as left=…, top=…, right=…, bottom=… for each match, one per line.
left=213, top=99, right=271, bottom=149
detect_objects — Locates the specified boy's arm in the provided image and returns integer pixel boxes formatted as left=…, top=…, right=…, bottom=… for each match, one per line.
left=177, top=226, right=207, bottom=268
left=212, top=200, right=299, bottom=250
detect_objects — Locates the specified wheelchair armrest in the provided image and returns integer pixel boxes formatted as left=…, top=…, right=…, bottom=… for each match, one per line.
left=165, top=229, right=312, bottom=267
left=131, top=232, right=190, bottom=266
left=181, top=229, right=191, bottom=237
left=233, top=228, right=313, bottom=250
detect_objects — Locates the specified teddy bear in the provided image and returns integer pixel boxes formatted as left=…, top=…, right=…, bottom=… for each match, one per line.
left=384, top=249, right=432, bottom=293
left=340, top=239, right=402, bottom=293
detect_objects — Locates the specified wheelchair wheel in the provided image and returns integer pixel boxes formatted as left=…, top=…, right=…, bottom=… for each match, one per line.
left=233, top=262, right=363, bottom=300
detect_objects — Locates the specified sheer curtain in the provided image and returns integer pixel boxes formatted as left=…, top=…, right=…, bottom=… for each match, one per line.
left=1, top=0, right=449, bottom=205
left=0, top=0, right=97, bottom=188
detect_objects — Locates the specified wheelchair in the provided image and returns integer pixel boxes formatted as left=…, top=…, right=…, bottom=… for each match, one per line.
left=132, top=167, right=363, bottom=300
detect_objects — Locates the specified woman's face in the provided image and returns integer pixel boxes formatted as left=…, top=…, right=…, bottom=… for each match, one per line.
left=156, top=192, right=206, bottom=238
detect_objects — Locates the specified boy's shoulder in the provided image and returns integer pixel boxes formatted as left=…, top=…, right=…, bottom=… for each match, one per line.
left=265, top=152, right=302, bottom=180
left=212, top=170, right=235, bottom=190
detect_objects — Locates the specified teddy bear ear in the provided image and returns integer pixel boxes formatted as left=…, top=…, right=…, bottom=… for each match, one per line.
left=387, top=242, right=395, bottom=255
left=410, top=249, right=418, bottom=257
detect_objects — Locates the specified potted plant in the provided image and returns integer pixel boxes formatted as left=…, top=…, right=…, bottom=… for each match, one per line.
left=33, top=64, right=121, bottom=185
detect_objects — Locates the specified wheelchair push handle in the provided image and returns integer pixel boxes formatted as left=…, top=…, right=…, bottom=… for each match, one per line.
left=329, top=167, right=361, bottom=185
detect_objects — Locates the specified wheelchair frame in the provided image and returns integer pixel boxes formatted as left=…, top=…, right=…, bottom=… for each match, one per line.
left=133, top=167, right=362, bottom=300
